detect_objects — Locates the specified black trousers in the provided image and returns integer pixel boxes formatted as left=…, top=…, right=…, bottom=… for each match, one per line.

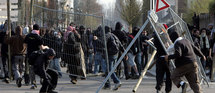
left=155, top=57, right=172, bottom=92
left=40, top=69, right=58, bottom=93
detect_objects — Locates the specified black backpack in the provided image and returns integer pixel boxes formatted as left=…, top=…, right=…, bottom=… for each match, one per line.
left=107, top=33, right=121, bottom=55
left=28, top=50, right=44, bottom=65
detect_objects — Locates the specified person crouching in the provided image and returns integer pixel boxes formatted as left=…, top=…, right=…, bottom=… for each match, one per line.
left=33, top=48, right=58, bottom=93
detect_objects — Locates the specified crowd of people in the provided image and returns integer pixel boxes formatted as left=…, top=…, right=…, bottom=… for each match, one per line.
left=0, top=19, right=215, bottom=93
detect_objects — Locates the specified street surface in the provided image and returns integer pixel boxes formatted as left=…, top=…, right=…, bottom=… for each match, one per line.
left=0, top=67, right=215, bottom=93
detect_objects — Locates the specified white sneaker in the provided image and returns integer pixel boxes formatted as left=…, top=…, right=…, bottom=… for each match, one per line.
left=113, top=82, right=121, bottom=90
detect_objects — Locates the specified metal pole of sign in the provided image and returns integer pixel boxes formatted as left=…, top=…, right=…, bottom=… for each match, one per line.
left=132, top=41, right=157, bottom=93
left=96, top=19, right=149, bottom=93
left=150, top=0, right=152, bottom=10
left=152, top=0, right=155, bottom=10
left=7, top=0, right=12, bottom=81
left=101, top=16, right=110, bottom=81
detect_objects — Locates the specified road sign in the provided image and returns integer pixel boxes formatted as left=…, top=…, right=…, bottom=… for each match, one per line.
left=156, top=0, right=170, bottom=12
left=149, top=10, right=158, bottom=23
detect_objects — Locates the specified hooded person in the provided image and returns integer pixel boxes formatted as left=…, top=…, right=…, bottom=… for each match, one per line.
left=164, top=31, right=206, bottom=93
left=33, top=48, right=59, bottom=93
left=102, top=26, right=127, bottom=90
left=92, top=26, right=106, bottom=75
left=153, top=27, right=172, bottom=93
left=112, top=22, right=129, bottom=79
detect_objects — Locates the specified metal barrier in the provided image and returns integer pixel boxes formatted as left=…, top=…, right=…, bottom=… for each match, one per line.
left=31, top=4, right=110, bottom=79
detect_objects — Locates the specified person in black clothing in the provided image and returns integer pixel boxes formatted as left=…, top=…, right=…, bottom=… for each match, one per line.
left=99, top=26, right=127, bottom=90
left=112, top=22, right=129, bottom=79
left=33, top=48, right=58, bottom=93
left=153, top=32, right=172, bottom=93
left=24, top=24, right=45, bottom=89
left=86, top=28, right=94, bottom=73
left=93, top=26, right=106, bottom=74
left=79, top=26, right=90, bottom=74
left=192, top=29, right=201, bottom=49
left=141, top=30, right=149, bottom=69
left=0, top=20, right=15, bottom=83
left=199, top=28, right=210, bottom=70
left=209, top=32, right=215, bottom=81
left=164, top=31, right=206, bottom=93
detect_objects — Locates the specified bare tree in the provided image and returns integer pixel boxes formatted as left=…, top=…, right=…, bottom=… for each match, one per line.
left=117, top=0, right=143, bottom=33
left=78, top=0, right=102, bottom=29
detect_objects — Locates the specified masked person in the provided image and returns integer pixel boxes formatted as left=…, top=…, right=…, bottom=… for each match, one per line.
left=164, top=31, right=206, bottom=93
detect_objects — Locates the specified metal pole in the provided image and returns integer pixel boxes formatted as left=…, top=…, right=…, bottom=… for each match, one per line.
left=96, top=19, right=149, bottom=93
left=101, top=16, right=110, bottom=82
left=7, top=0, right=12, bottom=80
left=150, top=0, right=152, bottom=10
left=133, top=50, right=157, bottom=92
left=29, top=0, right=34, bottom=26
left=152, top=0, right=155, bottom=11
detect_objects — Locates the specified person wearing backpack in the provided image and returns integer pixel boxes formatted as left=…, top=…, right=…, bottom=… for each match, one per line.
left=96, top=26, right=127, bottom=90
left=4, top=26, right=26, bottom=87
left=32, top=48, right=58, bottom=93
left=112, top=22, right=129, bottom=79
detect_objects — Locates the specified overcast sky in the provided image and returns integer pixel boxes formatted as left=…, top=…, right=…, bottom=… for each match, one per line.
left=97, top=0, right=116, bottom=9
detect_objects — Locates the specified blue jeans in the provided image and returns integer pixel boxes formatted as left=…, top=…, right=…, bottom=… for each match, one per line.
left=11, top=55, right=25, bottom=80
left=94, top=52, right=106, bottom=74
left=106, top=54, right=120, bottom=85
left=49, top=58, right=62, bottom=77
left=136, top=52, right=142, bottom=75
left=85, top=53, right=93, bottom=73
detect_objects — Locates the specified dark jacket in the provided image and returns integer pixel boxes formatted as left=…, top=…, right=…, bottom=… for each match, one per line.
left=141, top=34, right=149, bottom=53
left=112, top=22, right=128, bottom=47
left=48, top=36, right=62, bottom=58
left=4, top=35, right=26, bottom=56
left=80, top=32, right=89, bottom=53
left=24, top=33, right=43, bottom=55
left=93, top=27, right=105, bottom=53
left=106, top=31, right=125, bottom=56
left=128, top=34, right=140, bottom=55
left=33, top=51, right=51, bottom=80
left=153, top=33, right=166, bottom=56
left=168, top=38, right=204, bottom=67
left=192, top=35, right=200, bottom=49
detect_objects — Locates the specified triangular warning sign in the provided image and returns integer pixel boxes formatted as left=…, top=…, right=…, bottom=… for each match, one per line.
left=156, top=0, right=170, bottom=12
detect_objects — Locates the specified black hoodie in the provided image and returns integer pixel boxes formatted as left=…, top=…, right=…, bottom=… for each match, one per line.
left=112, top=22, right=128, bottom=47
